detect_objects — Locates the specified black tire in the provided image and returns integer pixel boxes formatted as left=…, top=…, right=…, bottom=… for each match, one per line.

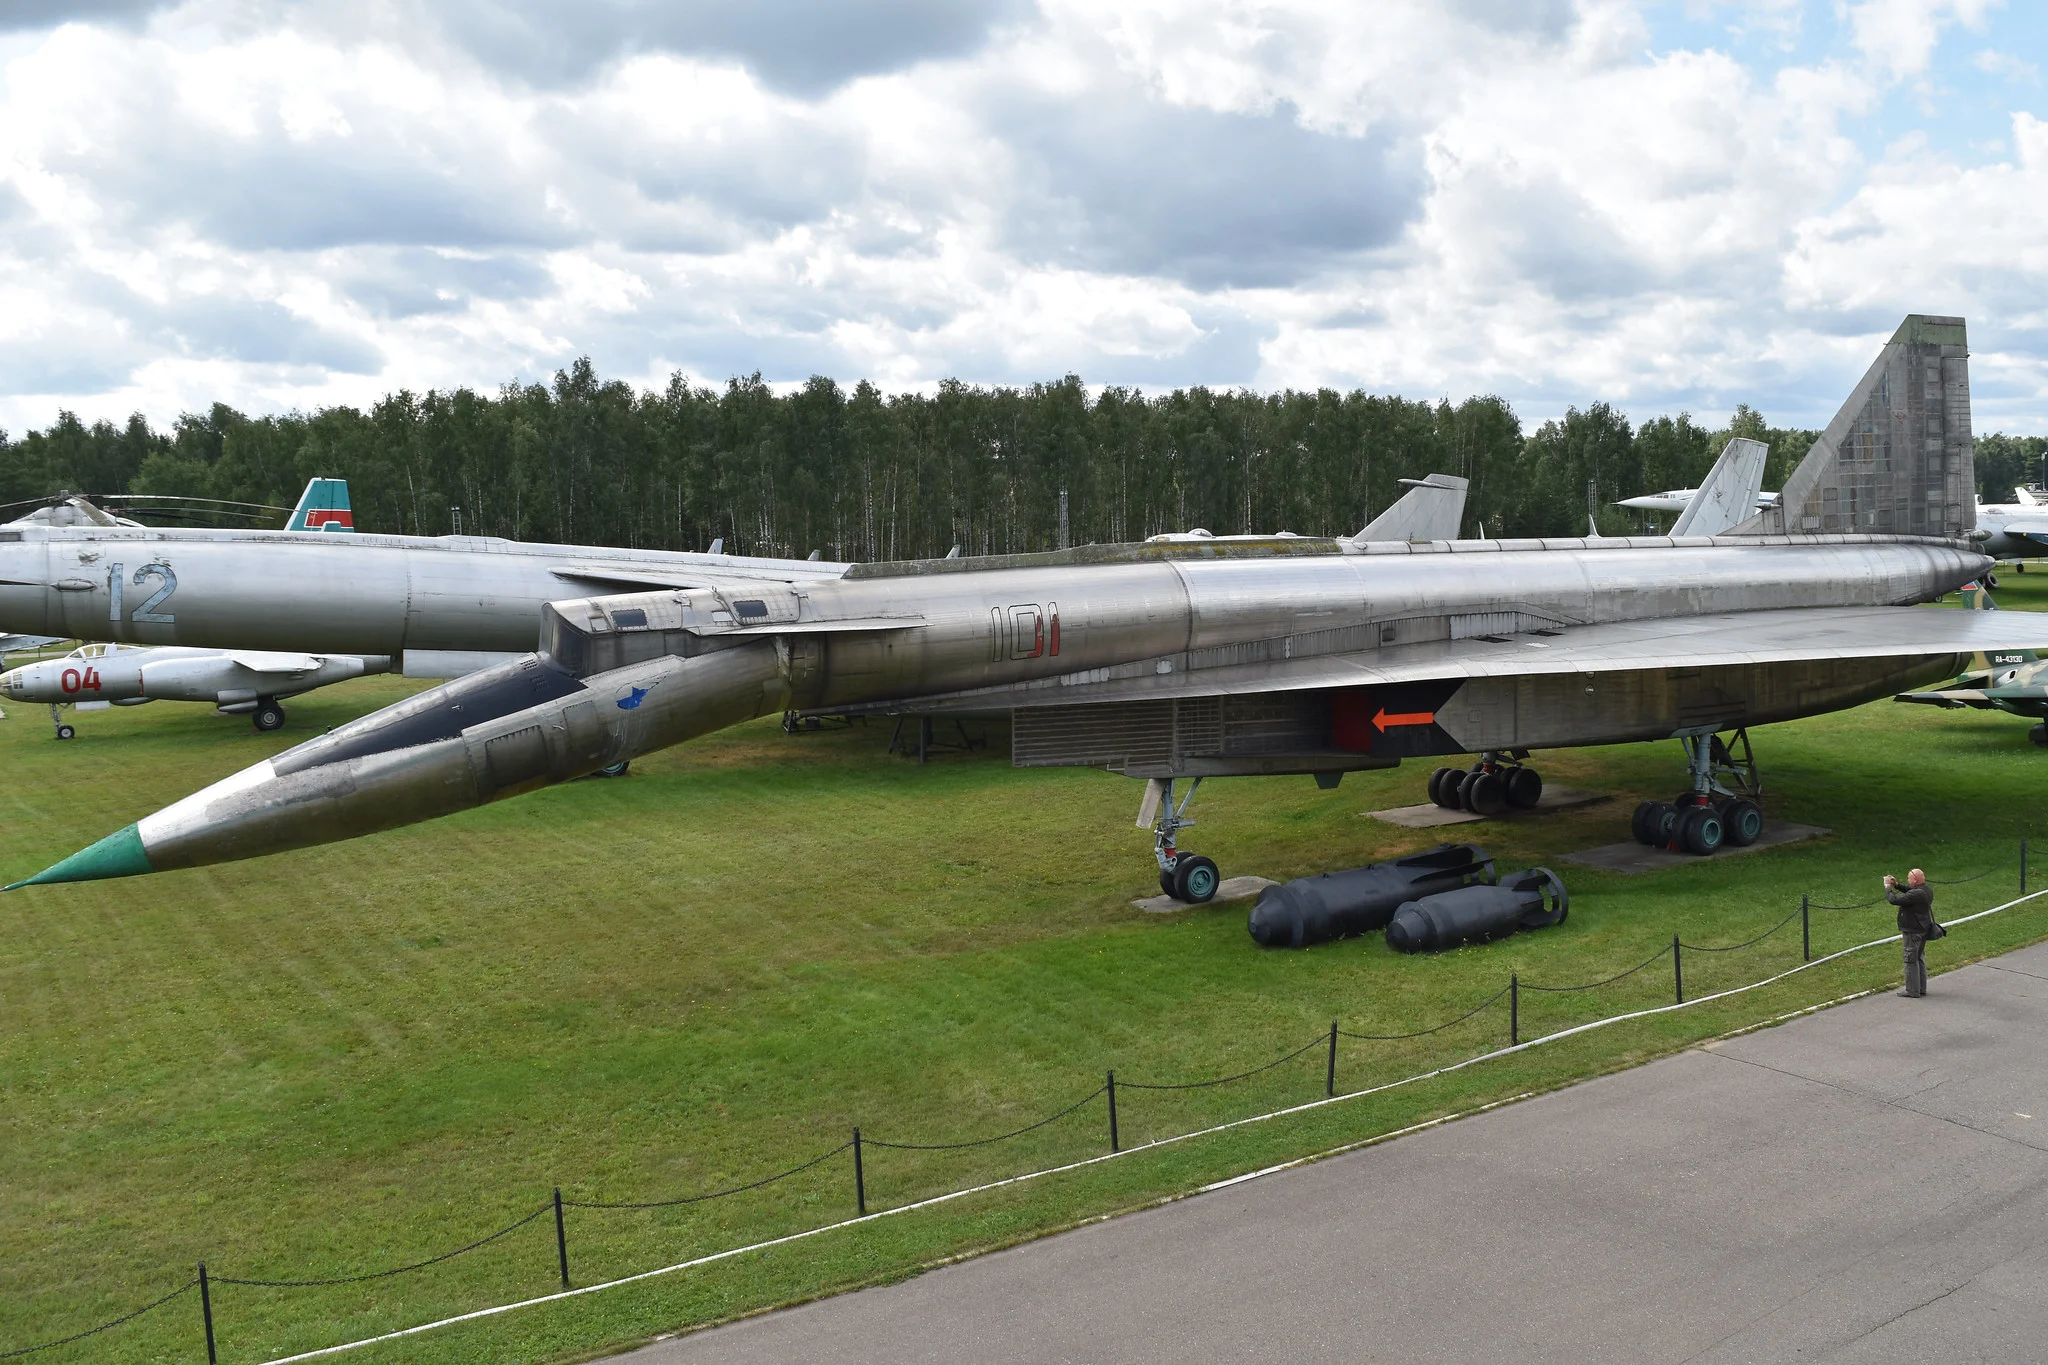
left=1649, top=801, right=1680, bottom=847
left=1429, top=767, right=1461, bottom=808
left=253, top=699, right=286, bottom=732
left=1680, top=805, right=1725, bottom=855
left=1631, top=800, right=1658, bottom=845
left=2032, top=724, right=2048, bottom=748
left=1159, top=865, right=1177, bottom=897
left=1464, top=770, right=1507, bottom=817
left=55, top=724, right=75, bottom=741
left=1986, top=572, right=2000, bottom=589
left=1504, top=766, right=1543, bottom=809
left=1722, top=798, right=1763, bottom=846
left=598, top=760, right=631, bottom=777
left=1173, top=855, right=1220, bottom=904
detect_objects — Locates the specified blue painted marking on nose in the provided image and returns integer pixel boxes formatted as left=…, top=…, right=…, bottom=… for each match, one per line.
left=617, top=686, right=649, bottom=710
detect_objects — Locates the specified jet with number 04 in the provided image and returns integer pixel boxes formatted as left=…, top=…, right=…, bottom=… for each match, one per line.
left=0, top=640, right=389, bottom=738
left=16, top=315, right=2048, bottom=898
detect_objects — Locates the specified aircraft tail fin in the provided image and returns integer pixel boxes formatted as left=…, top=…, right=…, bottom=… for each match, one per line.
left=1959, top=582, right=1998, bottom=611
left=1354, top=474, right=1470, bottom=543
left=286, top=478, right=354, bottom=533
left=1730, top=315, right=1975, bottom=538
left=1672, top=437, right=1768, bottom=537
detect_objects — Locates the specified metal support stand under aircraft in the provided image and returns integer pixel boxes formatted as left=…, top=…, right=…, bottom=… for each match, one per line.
left=1140, top=777, right=1220, bottom=903
left=1629, top=727, right=1765, bottom=855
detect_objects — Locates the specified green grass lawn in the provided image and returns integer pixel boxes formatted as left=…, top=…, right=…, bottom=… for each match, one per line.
left=5, top=579, right=2048, bottom=1364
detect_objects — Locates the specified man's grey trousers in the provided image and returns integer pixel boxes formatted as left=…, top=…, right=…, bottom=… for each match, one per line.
left=1902, top=931, right=1927, bottom=996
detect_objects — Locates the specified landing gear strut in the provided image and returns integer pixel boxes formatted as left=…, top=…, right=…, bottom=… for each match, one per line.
left=1630, top=728, right=1764, bottom=855
left=1427, top=751, right=1544, bottom=817
left=1143, top=777, right=1220, bottom=903
left=49, top=704, right=75, bottom=740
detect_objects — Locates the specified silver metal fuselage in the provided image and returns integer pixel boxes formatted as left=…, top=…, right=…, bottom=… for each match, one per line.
left=0, top=526, right=848, bottom=657
left=130, top=533, right=1987, bottom=873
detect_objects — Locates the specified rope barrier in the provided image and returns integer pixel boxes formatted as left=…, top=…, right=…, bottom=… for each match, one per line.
left=1339, top=984, right=1510, bottom=1040
left=566, top=1142, right=855, bottom=1210
left=1679, top=906, right=1803, bottom=953
left=0, top=1279, right=196, bottom=1359
left=1519, top=944, right=1670, bottom=993
left=7, top=844, right=2032, bottom=1360
left=865, top=1089, right=1108, bottom=1151
left=214, top=1206, right=551, bottom=1287
left=1117, top=1035, right=1328, bottom=1091
left=1927, top=855, right=2016, bottom=885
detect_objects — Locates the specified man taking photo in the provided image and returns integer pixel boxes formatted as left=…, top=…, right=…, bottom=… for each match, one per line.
left=1885, top=868, right=1935, bottom=998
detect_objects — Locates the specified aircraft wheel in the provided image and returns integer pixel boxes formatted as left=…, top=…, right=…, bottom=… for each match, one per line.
left=1159, top=865, right=1178, bottom=897
left=1986, top=572, right=2000, bottom=589
left=1428, top=767, right=1462, bottom=808
left=2032, top=724, right=2048, bottom=748
left=253, top=699, right=286, bottom=732
left=1504, top=766, right=1543, bottom=809
left=1646, top=801, right=1680, bottom=847
left=1173, top=855, right=1220, bottom=904
left=55, top=724, right=75, bottom=741
left=598, top=760, right=631, bottom=777
left=1631, top=800, right=1659, bottom=845
left=1461, top=770, right=1507, bottom=817
left=1722, top=798, right=1764, bottom=846
left=1680, top=805, right=1725, bottom=855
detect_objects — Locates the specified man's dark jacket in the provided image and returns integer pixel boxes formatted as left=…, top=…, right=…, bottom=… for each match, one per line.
left=1888, top=882, right=1935, bottom=935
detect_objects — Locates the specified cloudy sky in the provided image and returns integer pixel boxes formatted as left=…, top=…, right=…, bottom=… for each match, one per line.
left=1, top=0, right=2044, bottom=435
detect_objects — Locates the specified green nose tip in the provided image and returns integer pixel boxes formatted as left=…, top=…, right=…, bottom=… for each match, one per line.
left=3, top=823, right=153, bottom=890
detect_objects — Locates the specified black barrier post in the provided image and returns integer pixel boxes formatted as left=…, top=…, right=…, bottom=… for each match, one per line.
left=198, top=1262, right=217, bottom=1365
left=2024, top=838, right=2029, bottom=894
left=1672, top=934, right=1684, bottom=1005
left=553, top=1187, right=570, bottom=1288
left=1802, top=895, right=1811, bottom=962
left=1510, top=974, right=1519, bottom=1046
left=852, top=1129, right=866, bottom=1215
left=1107, top=1071, right=1120, bottom=1152
left=1326, top=1023, right=1338, bottom=1097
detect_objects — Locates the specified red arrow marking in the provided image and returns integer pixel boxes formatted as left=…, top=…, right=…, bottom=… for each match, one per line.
left=1373, top=708, right=1436, bottom=731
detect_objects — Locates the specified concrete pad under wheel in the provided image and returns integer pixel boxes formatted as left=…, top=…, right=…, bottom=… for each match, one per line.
left=1367, top=785, right=1609, bottom=829
left=1131, top=875, right=1277, bottom=914
left=1563, top=820, right=1831, bottom=874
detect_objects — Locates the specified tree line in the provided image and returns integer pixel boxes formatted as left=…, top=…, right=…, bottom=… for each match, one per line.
left=1, top=361, right=2042, bottom=559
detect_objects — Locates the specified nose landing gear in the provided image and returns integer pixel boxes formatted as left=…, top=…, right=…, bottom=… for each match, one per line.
left=1141, top=777, right=1222, bottom=903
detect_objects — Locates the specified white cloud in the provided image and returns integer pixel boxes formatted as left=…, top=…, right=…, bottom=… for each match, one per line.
left=0, top=0, right=2044, bottom=436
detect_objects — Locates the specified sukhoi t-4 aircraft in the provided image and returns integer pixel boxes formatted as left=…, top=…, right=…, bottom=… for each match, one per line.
left=13, top=316, right=2048, bottom=897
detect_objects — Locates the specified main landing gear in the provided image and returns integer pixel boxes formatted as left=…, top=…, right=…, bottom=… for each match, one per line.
left=1144, top=777, right=1221, bottom=903
left=252, top=698, right=287, bottom=732
left=1630, top=729, right=1764, bottom=856
left=1427, top=751, right=1544, bottom=817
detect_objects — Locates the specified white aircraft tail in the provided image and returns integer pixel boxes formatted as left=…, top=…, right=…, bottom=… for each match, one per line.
left=1671, top=437, right=1769, bottom=537
left=1354, top=474, right=1469, bottom=543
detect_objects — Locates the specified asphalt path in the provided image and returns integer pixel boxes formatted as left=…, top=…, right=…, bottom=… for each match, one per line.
left=622, top=941, right=2048, bottom=1363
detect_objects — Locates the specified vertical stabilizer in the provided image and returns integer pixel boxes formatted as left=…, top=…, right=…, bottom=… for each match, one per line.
left=1731, top=315, right=1974, bottom=537
left=287, top=478, right=354, bottom=533
left=1671, top=437, right=1768, bottom=537
left=1354, top=474, right=1470, bottom=543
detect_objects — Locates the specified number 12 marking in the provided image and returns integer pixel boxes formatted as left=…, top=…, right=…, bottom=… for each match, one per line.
left=106, top=563, right=178, bottom=625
